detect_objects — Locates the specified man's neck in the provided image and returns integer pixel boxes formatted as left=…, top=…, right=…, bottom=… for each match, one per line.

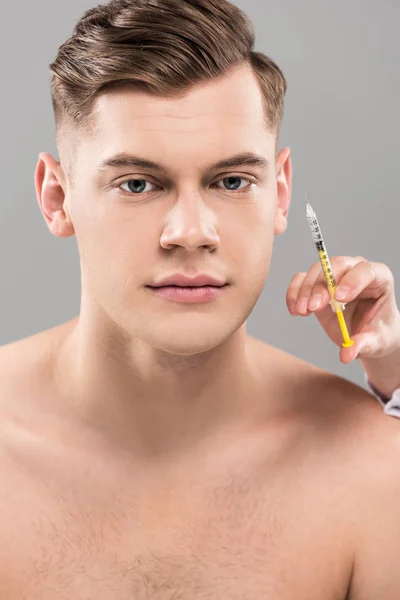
left=51, top=316, right=267, bottom=460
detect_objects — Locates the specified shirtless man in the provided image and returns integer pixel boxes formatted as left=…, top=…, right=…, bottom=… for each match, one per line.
left=1, top=0, right=400, bottom=597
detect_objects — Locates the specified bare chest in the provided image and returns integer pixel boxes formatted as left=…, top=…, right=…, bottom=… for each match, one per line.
left=0, top=425, right=352, bottom=599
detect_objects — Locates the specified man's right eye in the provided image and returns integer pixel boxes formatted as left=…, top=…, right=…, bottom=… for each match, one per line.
left=118, top=178, right=158, bottom=194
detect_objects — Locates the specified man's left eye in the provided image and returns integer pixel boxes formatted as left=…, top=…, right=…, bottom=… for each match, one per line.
left=214, top=176, right=253, bottom=192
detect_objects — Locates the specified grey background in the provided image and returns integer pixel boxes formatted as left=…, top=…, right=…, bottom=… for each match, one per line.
left=0, top=0, right=398, bottom=390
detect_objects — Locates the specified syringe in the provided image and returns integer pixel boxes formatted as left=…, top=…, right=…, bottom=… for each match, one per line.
left=306, top=201, right=354, bottom=348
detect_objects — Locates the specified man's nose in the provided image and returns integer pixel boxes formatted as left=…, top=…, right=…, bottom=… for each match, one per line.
left=159, top=196, right=220, bottom=252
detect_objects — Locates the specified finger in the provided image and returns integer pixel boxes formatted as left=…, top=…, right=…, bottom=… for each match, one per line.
left=289, top=257, right=367, bottom=315
left=291, top=262, right=326, bottom=314
left=305, top=256, right=366, bottom=313
left=286, top=272, right=307, bottom=314
left=308, top=256, right=365, bottom=298
left=339, top=339, right=360, bottom=364
left=334, top=261, right=395, bottom=302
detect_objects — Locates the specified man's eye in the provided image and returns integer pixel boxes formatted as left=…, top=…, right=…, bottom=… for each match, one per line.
left=119, top=179, right=157, bottom=194
left=117, top=176, right=254, bottom=195
left=214, top=176, right=253, bottom=192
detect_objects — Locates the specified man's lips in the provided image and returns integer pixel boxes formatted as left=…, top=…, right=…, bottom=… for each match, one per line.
left=147, top=284, right=228, bottom=303
left=148, top=284, right=227, bottom=288
left=149, top=274, right=227, bottom=287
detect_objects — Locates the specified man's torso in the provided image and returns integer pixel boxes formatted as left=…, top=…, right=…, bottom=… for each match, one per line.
left=0, top=322, right=374, bottom=598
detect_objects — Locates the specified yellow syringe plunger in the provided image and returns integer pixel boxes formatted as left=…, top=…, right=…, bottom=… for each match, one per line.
left=329, top=295, right=354, bottom=348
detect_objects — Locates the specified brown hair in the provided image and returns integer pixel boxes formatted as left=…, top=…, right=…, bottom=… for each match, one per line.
left=49, top=0, right=287, bottom=186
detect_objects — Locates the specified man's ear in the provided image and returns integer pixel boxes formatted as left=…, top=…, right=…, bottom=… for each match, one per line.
left=35, top=152, right=75, bottom=237
left=274, top=147, right=292, bottom=236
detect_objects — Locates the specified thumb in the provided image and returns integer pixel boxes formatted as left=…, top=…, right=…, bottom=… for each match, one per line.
left=340, top=332, right=381, bottom=363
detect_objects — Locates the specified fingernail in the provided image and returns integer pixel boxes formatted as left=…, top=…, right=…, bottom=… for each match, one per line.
left=297, top=298, right=309, bottom=313
left=335, top=286, right=349, bottom=300
left=309, top=295, right=322, bottom=310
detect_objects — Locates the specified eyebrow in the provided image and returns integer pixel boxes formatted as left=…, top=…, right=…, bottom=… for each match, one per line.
left=96, top=151, right=269, bottom=173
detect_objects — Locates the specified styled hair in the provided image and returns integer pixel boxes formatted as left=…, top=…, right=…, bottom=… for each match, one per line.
left=49, top=0, right=287, bottom=185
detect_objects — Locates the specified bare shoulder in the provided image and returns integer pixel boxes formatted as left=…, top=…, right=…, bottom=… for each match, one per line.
left=0, top=320, right=69, bottom=365
left=296, top=367, right=400, bottom=599
left=266, top=341, right=400, bottom=501
left=252, top=336, right=400, bottom=458
left=298, top=362, right=400, bottom=600
left=0, top=319, right=76, bottom=390
left=0, top=321, right=78, bottom=434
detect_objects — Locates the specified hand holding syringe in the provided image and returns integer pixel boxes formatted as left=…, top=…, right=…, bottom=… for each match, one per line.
left=285, top=195, right=400, bottom=400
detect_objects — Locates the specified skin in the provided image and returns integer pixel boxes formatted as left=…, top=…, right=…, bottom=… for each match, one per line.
left=35, top=62, right=292, bottom=456
left=1, top=61, right=400, bottom=597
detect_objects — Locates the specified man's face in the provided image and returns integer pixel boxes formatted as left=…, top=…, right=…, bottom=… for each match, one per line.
left=62, top=63, right=291, bottom=354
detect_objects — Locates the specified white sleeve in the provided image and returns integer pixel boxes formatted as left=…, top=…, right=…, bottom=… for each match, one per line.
left=364, top=371, right=400, bottom=419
